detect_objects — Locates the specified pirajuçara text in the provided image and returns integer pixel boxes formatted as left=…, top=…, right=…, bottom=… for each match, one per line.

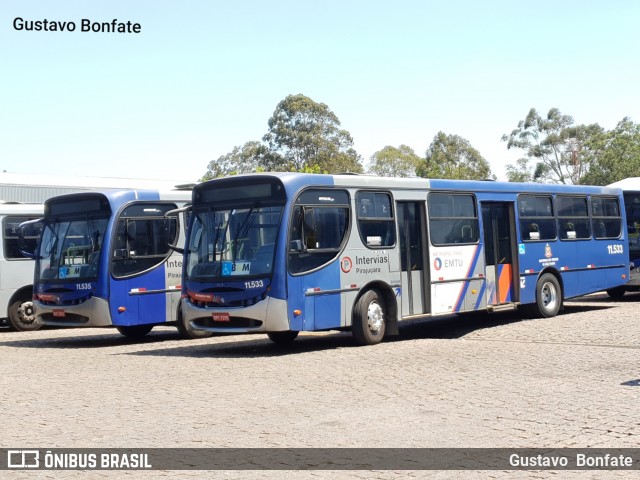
left=13, top=18, right=142, bottom=33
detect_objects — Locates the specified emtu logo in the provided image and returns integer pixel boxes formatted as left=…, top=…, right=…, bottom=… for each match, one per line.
left=7, top=450, right=39, bottom=468
left=433, top=258, right=443, bottom=271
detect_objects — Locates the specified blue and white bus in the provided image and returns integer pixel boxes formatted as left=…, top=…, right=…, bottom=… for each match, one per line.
left=607, top=177, right=640, bottom=297
left=0, top=173, right=191, bottom=332
left=180, top=173, right=628, bottom=345
left=30, top=189, right=211, bottom=338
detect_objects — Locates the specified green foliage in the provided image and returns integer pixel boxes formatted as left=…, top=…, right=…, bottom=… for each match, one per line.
left=581, top=117, right=640, bottom=185
left=416, top=132, right=493, bottom=180
left=502, top=108, right=603, bottom=184
left=505, top=157, right=534, bottom=183
left=262, top=94, right=363, bottom=174
left=202, top=94, right=363, bottom=180
left=368, top=145, right=420, bottom=177
left=203, top=100, right=640, bottom=187
left=201, top=141, right=268, bottom=181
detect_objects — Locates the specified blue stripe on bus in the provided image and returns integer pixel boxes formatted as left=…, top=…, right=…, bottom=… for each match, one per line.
left=474, top=282, right=486, bottom=310
left=453, top=245, right=481, bottom=312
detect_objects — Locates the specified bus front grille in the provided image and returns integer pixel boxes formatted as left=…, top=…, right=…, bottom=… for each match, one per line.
left=39, top=313, right=89, bottom=324
left=37, top=293, right=93, bottom=307
left=193, top=317, right=263, bottom=329
left=187, top=292, right=267, bottom=308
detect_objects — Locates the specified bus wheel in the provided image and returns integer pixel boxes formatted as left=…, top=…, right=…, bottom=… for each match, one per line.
left=116, top=325, right=153, bottom=338
left=606, top=286, right=626, bottom=299
left=176, top=311, right=213, bottom=339
left=8, top=297, right=41, bottom=331
left=352, top=289, right=386, bottom=345
left=267, top=331, right=299, bottom=344
left=532, top=273, right=562, bottom=318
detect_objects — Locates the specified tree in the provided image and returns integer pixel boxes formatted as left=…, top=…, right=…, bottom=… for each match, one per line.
left=502, top=108, right=603, bottom=184
left=201, top=141, right=269, bottom=180
left=581, top=117, right=640, bottom=185
left=368, top=145, right=420, bottom=177
left=262, top=94, right=363, bottom=173
left=416, top=132, right=493, bottom=180
left=505, top=157, right=534, bottom=182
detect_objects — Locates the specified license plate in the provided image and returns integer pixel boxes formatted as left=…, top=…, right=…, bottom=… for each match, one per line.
left=212, top=312, right=230, bottom=322
left=52, top=309, right=66, bottom=318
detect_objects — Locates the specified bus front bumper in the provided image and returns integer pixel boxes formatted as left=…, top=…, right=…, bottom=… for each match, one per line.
left=181, top=297, right=290, bottom=334
left=35, top=296, right=113, bottom=327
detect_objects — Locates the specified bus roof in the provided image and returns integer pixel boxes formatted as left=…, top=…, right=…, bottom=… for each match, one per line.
left=608, top=177, right=640, bottom=191
left=44, top=189, right=193, bottom=210
left=0, top=202, right=45, bottom=215
left=198, top=172, right=623, bottom=197
left=0, top=172, right=195, bottom=203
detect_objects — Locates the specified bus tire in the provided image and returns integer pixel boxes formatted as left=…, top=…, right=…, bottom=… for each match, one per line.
left=8, top=296, right=41, bottom=331
left=116, top=324, right=153, bottom=338
left=352, top=289, right=386, bottom=345
left=532, top=273, right=562, bottom=318
left=176, top=310, right=213, bottom=339
left=267, top=331, right=299, bottom=344
left=606, top=286, right=626, bottom=299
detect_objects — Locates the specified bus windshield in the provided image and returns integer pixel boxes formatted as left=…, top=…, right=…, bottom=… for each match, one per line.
left=36, top=216, right=109, bottom=282
left=186, top=205, right=282, bottom=280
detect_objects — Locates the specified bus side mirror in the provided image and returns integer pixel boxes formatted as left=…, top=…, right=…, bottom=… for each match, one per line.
left=289, top=240, right=302, bottom=252
left=169, top=244, right=184, bottom=254
left=113, top=248, right=128, bottom=260
left=19, top=248, right=38, bottom=259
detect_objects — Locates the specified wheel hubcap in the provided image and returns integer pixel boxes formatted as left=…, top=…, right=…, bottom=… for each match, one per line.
left=541, top=282, right=558, bottom=311
left=367, top=301, right=384, bottom=334
left=17, top=301, right=36, bottom=324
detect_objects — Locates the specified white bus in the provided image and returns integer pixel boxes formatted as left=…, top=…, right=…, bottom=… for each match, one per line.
left=1, top=203, right=45, bottom=330
left=1, top=173, right=193, bottom=331
left=607, top=177, right=640, bottom=297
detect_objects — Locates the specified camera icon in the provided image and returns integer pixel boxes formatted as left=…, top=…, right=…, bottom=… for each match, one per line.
left=7, top=450, right=40, bottom=468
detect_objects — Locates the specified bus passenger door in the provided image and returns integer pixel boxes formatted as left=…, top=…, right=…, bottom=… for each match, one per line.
left=397, top=202, right=430, bottom=317
left=110, top=204, right=179, bottom=326
left=481, top=202, right=518, bottom=306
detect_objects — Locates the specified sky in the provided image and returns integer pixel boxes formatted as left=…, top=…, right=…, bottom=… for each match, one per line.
left=2, top=1, right=640, bottom=184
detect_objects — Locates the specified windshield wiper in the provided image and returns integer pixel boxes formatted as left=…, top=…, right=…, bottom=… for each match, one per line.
left=208, top=209, right=231, bottom=273
left=231, top=205, right=257, bottom=264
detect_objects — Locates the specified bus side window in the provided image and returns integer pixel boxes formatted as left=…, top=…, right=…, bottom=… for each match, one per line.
left=518, top=195, right=555, bottom=241
left=3, top=216, right=42, bottom=260
left=355, top=191, right=395, bottom=248
left=289, top=190, right=350, bottom=274
left=112, top=203, right=179, bottom=278
left=591, top=196, right=622, bottom=239
left=428, top=193, right=478, bottom=245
